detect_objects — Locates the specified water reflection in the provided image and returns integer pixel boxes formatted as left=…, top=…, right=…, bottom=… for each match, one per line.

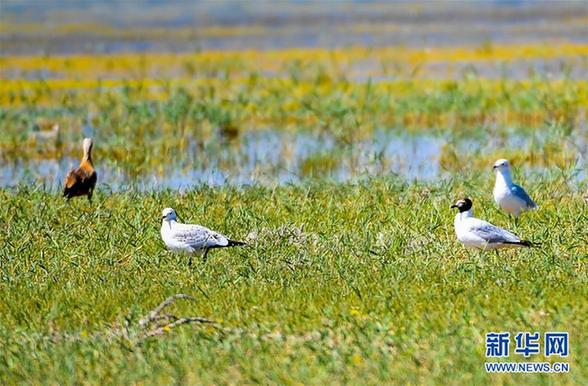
left=0, top=127, right=585, bottom=191
left=0, top=130, right=442, bottom=191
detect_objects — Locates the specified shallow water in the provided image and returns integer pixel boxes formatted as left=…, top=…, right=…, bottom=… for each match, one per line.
left=0, top=130, right=442, bottom=191
left=1, top=128, right=585, bottom=191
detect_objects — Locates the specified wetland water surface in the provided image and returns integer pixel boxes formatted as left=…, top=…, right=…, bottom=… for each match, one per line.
left=1, top=128, right=585, bottom=191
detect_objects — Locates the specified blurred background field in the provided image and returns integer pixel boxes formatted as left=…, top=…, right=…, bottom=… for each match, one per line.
left=1, top=1, right=587, bottom=53
left=0, top=0, right=586, bottom=190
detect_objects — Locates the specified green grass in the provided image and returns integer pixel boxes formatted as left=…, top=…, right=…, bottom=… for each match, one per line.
left=1, top=175, right=586, bottom=385
left=1, top=77, right=586, bottom=166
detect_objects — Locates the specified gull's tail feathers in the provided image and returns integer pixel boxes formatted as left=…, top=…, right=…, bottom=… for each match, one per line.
left=227, top=239, right=246, bottom=247
left=504, top=240, right=540, bottom=248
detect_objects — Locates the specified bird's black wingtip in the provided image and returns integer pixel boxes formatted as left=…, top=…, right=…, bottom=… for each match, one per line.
left=228, top=239, right=246, bottom=247
left=503, top=240, right=539, bottom=248
left=520, top=240, right=540, bottom=248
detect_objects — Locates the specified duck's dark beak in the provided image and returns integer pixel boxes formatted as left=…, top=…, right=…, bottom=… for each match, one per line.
left=492, top=165, right=497, bottom=169
left=450, top=204, right=458, bottom=209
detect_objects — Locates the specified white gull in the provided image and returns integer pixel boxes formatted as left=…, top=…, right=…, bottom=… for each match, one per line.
left=493, top=159, right=537, bottom=217
left=451, top=198, right=536, bottom=250
left=160, top=208, right=245, bottom=263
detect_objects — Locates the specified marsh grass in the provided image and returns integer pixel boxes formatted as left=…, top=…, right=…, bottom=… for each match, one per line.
left=1, top=44, right=586, bottom=185
left=1, top=78, right=586, bottom=170
left=0, top=175, right=586, bottom=384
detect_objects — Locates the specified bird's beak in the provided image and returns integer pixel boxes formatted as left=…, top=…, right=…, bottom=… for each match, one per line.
left=450, top=204, right=458, bottom=209
left=492, top=165, right=497, bottom=169
left=161, top=216, right=165, bottom=220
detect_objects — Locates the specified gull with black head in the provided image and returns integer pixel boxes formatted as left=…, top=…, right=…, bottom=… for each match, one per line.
left=160, top=208, right=245, bottom=264
left=451, top=198, right=536, bottom=250
left=493, top=159, right=537, bottom=217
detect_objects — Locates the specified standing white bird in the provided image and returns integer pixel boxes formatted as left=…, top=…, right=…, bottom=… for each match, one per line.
left=451, top=198, right=536, bottom=250
left=493, top=159, right=537, bottom=217
left=160, top=208, right=245, bottom=264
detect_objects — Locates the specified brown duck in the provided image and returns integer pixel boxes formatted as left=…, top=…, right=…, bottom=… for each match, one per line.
left=63, top=138, right=97, bottom=202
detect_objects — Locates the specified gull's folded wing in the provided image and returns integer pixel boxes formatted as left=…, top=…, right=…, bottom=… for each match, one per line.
left=470, top=222, right=520, bottom=244
left=511, top=184, right=537, bottom=208
left=172, top=225, right=230, bottom=249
